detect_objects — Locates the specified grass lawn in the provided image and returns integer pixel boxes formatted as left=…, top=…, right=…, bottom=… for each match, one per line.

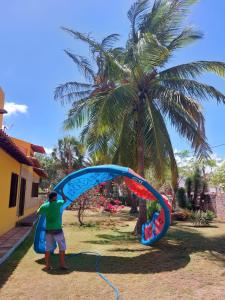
left=1, top=209, right=225, bottom=300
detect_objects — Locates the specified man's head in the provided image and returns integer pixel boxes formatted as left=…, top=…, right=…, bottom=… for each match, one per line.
left=48, top=191, right=57, bottom=202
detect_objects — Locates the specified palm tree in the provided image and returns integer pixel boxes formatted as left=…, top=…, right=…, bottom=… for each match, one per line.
left=55, top=0, right=225, bottom=233
left=52, top=137, right=86, bottom=174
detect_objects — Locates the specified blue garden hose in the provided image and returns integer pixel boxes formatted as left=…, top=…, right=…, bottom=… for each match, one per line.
left=71, top=251, right=119, bottom=300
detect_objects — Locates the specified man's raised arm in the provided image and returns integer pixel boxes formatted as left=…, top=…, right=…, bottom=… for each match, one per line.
left=61, top=190, right=67, bottom=202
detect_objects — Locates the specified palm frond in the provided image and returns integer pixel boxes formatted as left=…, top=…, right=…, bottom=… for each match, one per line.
left=112, top=116, right=137, bottom=170
left=160, top=61, right=225, bottom=79
left=160, top=78, right=225, bottom=104
left=136, top=32, right=170, bottom=69
left=150, top=87, right=212, bottom=158
left=140, top=0, right=198, bottom=45
left=149, top=85, right=202, bottom=120
left=101, top=34, right=120, bottom=50
left=98, top=84, right=137, bottom=125
left=104, top=52, right=132, bottom=76
left=54, top=81, right=93, bottom=104
left=61, top=27, right=100, bottom=50
left=62, top=27, right=128, bottom=80
left=84, top=124, right=115, bottom=159
left=56, top=90, right=93, bottom=104
left=63, top=100, right=89, bottom=130
left=64, top=50, right=95, bottom=81
left=128, top=0, right=149, bottom=41
left=168, top=27, right=203, bottom=50
left=144, top=98, right=178, bottom=185
left=64, top=92, right=106, bottom=130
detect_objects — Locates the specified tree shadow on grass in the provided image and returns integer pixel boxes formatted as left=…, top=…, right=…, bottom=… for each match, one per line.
left=36, top=225, right=225, bottom=275
left=0, top=231, right=34, bottom=289
left=35, top=246, right=189, bottom=275
left=177, top=222, right=219, bottom=229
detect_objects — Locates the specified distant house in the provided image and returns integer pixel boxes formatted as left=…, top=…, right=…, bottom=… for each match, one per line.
left=0, top=88, right=47, bottom=236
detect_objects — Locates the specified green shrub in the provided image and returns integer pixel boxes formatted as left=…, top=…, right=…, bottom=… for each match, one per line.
left=176, top=187, right=187, bottom=208
left=146, top=201, right=161, bottom=221
left=186, top=201, right=193, bottom=210
left=205, top=210, right=215, bottom=222
left=191, top=210, right=215, bottom=226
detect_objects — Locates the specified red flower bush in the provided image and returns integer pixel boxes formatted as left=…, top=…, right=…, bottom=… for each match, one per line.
left=69, top=185, right=124, bottom=225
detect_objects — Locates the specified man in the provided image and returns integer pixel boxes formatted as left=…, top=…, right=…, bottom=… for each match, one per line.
left=37, top=191, right=67, bottom=270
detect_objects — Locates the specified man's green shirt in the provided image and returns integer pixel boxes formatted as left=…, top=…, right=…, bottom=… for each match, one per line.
left=37, top=200, right=64, bottom=230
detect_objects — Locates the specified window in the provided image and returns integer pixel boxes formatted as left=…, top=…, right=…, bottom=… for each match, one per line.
left=9, top=173, right=19, bottom=208
left=19, top=178, right=26, bottom=216
left=31, top=182, right=39, bottom=197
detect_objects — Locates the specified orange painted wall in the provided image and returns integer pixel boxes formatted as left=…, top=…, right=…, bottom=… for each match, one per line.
left=0, top=148, right=20, bottom=235
left=0, top=148, right=40, bottom=236
left=11, top=137, right=31, bottom=156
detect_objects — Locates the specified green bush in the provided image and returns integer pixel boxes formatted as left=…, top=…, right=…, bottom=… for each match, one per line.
left=176, top=187, right=187, bottom=208
left=146, top=201, right=161, bottom=221
left=191, top=210, right=215, bottom=226
left=186, top=201, right=193, bottom=210
left=205, top=210, right=215, bottom=222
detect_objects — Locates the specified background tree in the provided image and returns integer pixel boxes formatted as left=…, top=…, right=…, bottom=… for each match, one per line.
left=185, top=176, right=193, bottom=204
left=70, top=186, right=124, bottom=226
left=210, top=162, right=225, bottom=191
left=36, top=137, right=88, bottom=190
left=52, top=136, right=87, bottom=174
left=176, top=187, right=187, bottom=208
left=183, top=166, right=209, bottom=210
left=35, top=154, right=61, bottom=190
left=192, top=167, right=202, bottom=208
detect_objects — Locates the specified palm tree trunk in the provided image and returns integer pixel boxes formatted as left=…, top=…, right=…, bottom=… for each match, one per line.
left=137, top=126, right=145, bottom=177
left=130, top=194, right=138, bottom=215
left=68, top=148, right=73, bottom=173
left=135, top=97, right=147, bottom=235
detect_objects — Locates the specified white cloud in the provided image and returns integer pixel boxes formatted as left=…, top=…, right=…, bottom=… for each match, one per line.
left=4, top=102, right=28, bottom=116
left=44, top=147, right=53, bottom=155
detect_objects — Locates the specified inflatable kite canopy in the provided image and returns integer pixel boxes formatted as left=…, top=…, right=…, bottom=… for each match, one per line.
left=34, top=165, right=171, bottom=254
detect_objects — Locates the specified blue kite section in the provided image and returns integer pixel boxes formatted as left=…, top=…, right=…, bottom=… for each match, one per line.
left=34, top=165, right=171, bottom=254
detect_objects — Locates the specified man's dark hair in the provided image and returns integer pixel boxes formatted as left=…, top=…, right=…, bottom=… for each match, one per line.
left=49, top=191, right=57, bottom=200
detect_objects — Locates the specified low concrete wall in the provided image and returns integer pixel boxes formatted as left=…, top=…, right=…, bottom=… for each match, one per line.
left=212, top=193, right=225, bottom=220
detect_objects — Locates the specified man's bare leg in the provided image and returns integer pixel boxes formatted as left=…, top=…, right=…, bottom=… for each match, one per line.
left=45, top=251, right=52, bottom=270
left=59, top=251, right=68, bottom=269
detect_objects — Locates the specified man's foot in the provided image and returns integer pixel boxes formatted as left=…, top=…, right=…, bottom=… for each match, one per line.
left=43, top=266, right=53, bottom=271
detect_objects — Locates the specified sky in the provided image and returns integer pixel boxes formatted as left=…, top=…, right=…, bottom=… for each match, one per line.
left=1, top=0, right=225, bottom=156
